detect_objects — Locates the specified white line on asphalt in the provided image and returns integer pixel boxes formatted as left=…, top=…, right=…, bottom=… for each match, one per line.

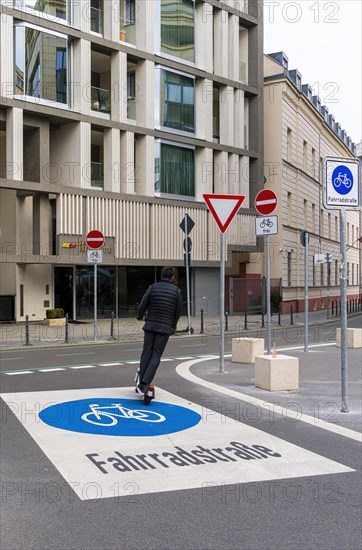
left=97, top=362, right=123, bottom=366
left=38, top=368, right=65, bottom=372
left=160, top=358, right=174, bottom=362
left=175, top=351, right=362, bottom=443
left=69, top=365, right=96, bottom=370
left=173, top=356, right=195, bottom=360
left=126, top=360, right=140, bottom=364
left=5, top=371, right=33, bottom=375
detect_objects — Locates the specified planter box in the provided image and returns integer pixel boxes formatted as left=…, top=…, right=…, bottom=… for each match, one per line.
left=255, top=354, right=299, bottom=391
left=336, top=328, right=362, bottom=349
left=232, top=338, right=265, bottom=364
left=44, top=318, right=66, bottom=327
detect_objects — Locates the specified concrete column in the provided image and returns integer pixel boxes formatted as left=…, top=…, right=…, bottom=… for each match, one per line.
left=104, top=128, right=121, bottom=193
left=228, top=13, right=239, bottom=81
left=213, top=9, right=229, bottom=79
left=195, top=2, right=213, bottom=72
left=80, top=122, right=91, bottom=188
left=234, top=88, right=244, bottom=149
left=136, top=134, right=154, bottom=196
left=6, top=108, right=23, bottom=181
left=195, top=147, right=213, bottom=200
left=120, top=131, right=135, bottom=194
left=227, top=153, right=240, bottom=195
left=33, top=194, right=51, bottom=255
left=73, top=39, right=91, bottom=115
left=39, top=122, right=50, bottom=185
left=196, top=79, right=213, bottom=142
left=0, top=13, right=13, bottom=99
left=137, top=60, right=154, bottom=129
left=137, top=0, right=154, bottom=53
left=220, top=86, right=234, bottom=146
left=103, top=0, right=119, bottom=42
left=73, top=0, right=91, bottom=33
left=239, top=155, right=249, bottom=206
left=214, top=150, right=228, bottom=194
left=111, top=51, right=127, bottom=123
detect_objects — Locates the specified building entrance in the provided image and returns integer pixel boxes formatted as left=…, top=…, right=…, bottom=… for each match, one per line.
left=54, top=267, right=74, bottom=318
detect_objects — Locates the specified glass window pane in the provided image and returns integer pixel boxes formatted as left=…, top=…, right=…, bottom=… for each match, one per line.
left=161, top=70, right=194, bottom=132
left=161, top=0, right=194, bottom=62
left=157, top=143, right=194, bottom=197
left=14, top=0, right=68, bottom=21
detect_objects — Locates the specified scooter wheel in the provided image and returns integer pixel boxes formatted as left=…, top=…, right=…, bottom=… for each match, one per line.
left=144, top=396, right=152, bottom=406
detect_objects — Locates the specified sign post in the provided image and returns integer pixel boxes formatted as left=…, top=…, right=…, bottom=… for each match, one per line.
left=203, top=194, right=245, bottom=372
left=180, top=214, right=195, bottom=335
left=86, top=230, right=105, bottom=341
left=324, top=157, right=361, bottom=412
left=300, top=231, right=310, bottom=352
left=255, top=189, right=278, bottom=354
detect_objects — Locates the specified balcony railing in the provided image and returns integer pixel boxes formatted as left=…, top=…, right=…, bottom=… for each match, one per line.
left=90, top=162, right=104, bottom=188
left=119, top=17, right=136, bottom=44
left=91, top=7, right=103, bottom=34
left=127, top=97, right=136, bottom=120
left=91, top=86, right=111, bottom=114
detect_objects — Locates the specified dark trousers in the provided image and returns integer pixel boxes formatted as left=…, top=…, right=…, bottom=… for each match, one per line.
left=139, top=331, right=170, bottom=386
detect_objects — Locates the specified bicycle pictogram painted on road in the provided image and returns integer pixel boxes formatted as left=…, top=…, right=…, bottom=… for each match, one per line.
left=39, top=398, right=201, bottom=436
left=332, top=165, right=354, bottom=195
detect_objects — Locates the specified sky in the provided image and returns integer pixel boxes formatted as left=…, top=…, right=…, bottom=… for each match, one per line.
left=264, top=0, right=362, bottom=145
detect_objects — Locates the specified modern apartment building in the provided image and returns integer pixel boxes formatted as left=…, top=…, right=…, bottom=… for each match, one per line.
left=0, top=0, right=264, bottom=321
left=261, top=52, right=360, bottom=313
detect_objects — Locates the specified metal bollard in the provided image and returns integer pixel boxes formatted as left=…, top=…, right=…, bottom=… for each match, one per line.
left=65, top=313, right=69, bottom=343
left=278, top=306, right=281, bottom=326
left=110, top=311, right=115, bottom=340
left=200, top=309, right=204, bottom=334
left=290, top=305, right=294, bottom=325
left=244, top=308, right=248, bottom=330
left=25, top=315, right=30, bottom=345
left=332, top=301, right=334, bottom=316
left=261, top=310, right=265, bottom=328
left=225, top=310, right=229, bottom=331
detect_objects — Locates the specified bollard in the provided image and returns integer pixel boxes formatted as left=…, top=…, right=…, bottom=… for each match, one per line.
left=110, top=311, right=115, bottom=340
left=290, top=305, right=294, bottom=325
left=225, top=310, right=229, bottom=331
left=244, top=308, right=248, bottom=330
left=332, top=301, right=334, bottom=316
left=200, top=309, right=204, bottom=334
left=278, top=306, right=281, bottom=326
left=25, top=315, right=30, bottom=345
left=65, top=313, right=69, bottom=343
left=261, top=310, right=265, bottom=328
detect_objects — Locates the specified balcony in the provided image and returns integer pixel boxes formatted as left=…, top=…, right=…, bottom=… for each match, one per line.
left=91, top=162, right=103, bottom=188
left=119, top=18, right=136, bottom=45
left=91, top=87, right=111, bottom=114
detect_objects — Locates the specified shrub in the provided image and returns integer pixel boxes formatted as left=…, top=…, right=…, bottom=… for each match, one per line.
left=46, top=308, right=65, bottom=319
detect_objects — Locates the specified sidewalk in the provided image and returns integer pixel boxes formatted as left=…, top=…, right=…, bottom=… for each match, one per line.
left=0, top=309, right=357, bottom=350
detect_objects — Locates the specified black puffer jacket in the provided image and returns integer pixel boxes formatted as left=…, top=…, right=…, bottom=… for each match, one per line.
left=137, top=279, right=182, bottom=334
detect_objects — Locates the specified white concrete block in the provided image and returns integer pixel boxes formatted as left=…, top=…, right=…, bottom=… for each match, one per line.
left=336, top=328, right=362, bottom=349
left=232, top=338, right=265, bottom=364
left=255, top=354, right=299, bottom=391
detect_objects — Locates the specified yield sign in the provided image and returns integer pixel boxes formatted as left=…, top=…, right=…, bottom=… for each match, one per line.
left=254, top=189, right=277, bottom=216
left=203, top=194, right=245, bottom=233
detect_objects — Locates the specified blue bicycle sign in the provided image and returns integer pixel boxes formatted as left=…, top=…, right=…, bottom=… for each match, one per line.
left=332, top=165, right=353, bottom=195
left=39, top=398, right=201, bottom=437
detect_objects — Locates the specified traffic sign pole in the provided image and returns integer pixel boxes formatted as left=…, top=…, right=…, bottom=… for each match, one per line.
left=265, top=234, right=271, bottom=355
left=185, top=215, right=191, bottom=335
left=94, top=263, right=97, bottom=341
left=86, top=230, right=105, bottom=341
left=340, top=209, right=349, bottom=412
left=219, top=232, right=225, bottom=373
left=304, top=232, right=309, bottom=352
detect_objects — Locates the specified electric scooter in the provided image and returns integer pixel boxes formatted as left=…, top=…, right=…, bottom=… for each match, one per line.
left=134, top=368, right=155, bottom=405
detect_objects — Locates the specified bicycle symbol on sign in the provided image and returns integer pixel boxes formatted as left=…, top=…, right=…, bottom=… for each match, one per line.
left=333, top=172, right=352, bottom=189
left=260, top=218, right=273, bottom=228
left=81, top=402, right=166, bottom=426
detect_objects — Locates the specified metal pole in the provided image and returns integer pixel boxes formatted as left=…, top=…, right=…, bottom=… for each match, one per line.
left=65, top=313, right=69, bottom=343
left=266, top=234, right=271, bottom=354
left=25, top=315, right=30, bottom=345
left=304, top=232, right=309, bottom=351
left=185, top=215, right=192, bottom=335
left=219, top=232, right=225, bottom=373
left=94, top=263, right=97, bottom=341
left=200, top=309, right=204, bottom=334
left=110, top=311, right=114, bottom=340
left=340, top=209, right=348, bottom=412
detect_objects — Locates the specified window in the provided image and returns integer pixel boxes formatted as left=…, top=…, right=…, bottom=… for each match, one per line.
left=13, top=0, right=68, bottom=21
left=335, top=260, right=338, bottom=285
left=287, top=128, right=292, bottom=161
left=160, top=70, right=195, bottom=132
left=160, top=0, right=195, bottom=62
left=155, top=142, right=194, bottom=197
left=303, top=199, right=307, bottom=227
left=287, top=192, right=292, bottom=225
left=312, top=204, right=315, bottom=232
left=311, top=147, right=316, bottom=177
left=303, top=140, right=307, bottom=171
left=287, top=252, right=292, bottom=286
left=127, top=71, right=136, bottom=119
left=14, top=24, right=68, bottom=105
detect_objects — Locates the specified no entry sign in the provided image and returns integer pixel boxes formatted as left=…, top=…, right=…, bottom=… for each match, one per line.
left=86, top=230, right=105, bottom=249
left=255, top=189, right=277, bottom=216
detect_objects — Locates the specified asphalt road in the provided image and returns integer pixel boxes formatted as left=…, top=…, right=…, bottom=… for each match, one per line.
left=1, top=317, right=361, bottom=550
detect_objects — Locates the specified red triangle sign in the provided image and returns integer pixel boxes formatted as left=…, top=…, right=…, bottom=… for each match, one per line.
left=203, top=194, right=245, bottom=233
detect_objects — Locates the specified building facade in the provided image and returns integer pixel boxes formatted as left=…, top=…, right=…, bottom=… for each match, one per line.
left=0, top=0, right=264, bottom=321
left=261, top=52, right=360, bottom=313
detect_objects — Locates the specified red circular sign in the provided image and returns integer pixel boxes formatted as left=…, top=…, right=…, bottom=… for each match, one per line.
left=254, top=189, right=278, bottom=216
left=86, top=230, right=105, bottom=249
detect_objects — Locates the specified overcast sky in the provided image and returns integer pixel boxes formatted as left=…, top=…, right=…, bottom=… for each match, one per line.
left=264, top=0, right=362, bottom=145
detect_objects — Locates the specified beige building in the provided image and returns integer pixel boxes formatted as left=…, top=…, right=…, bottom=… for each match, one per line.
left=262, top=52, right=360, bottom=313
left=0, top=0, right=264, bottom=321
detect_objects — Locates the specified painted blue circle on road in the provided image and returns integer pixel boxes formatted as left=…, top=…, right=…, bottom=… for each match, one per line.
left=39, top=398, right=201, bottom=437
left=332, top=165, right=353, bottom=195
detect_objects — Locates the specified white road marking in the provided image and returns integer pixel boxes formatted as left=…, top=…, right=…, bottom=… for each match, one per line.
left=5, top=371, right=33, bottom=375
left=70, top=366, right=96, bottom=370
left=176, top=354, right=362, bottom=443
left=97, top=362, right=123, bottom=366
left=38, top=368, right=65, bottom=372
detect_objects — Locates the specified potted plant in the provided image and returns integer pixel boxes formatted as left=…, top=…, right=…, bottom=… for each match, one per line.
left=44, top=308, right=66, bottom=326
left=119, top=29, right=127, bottom=41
